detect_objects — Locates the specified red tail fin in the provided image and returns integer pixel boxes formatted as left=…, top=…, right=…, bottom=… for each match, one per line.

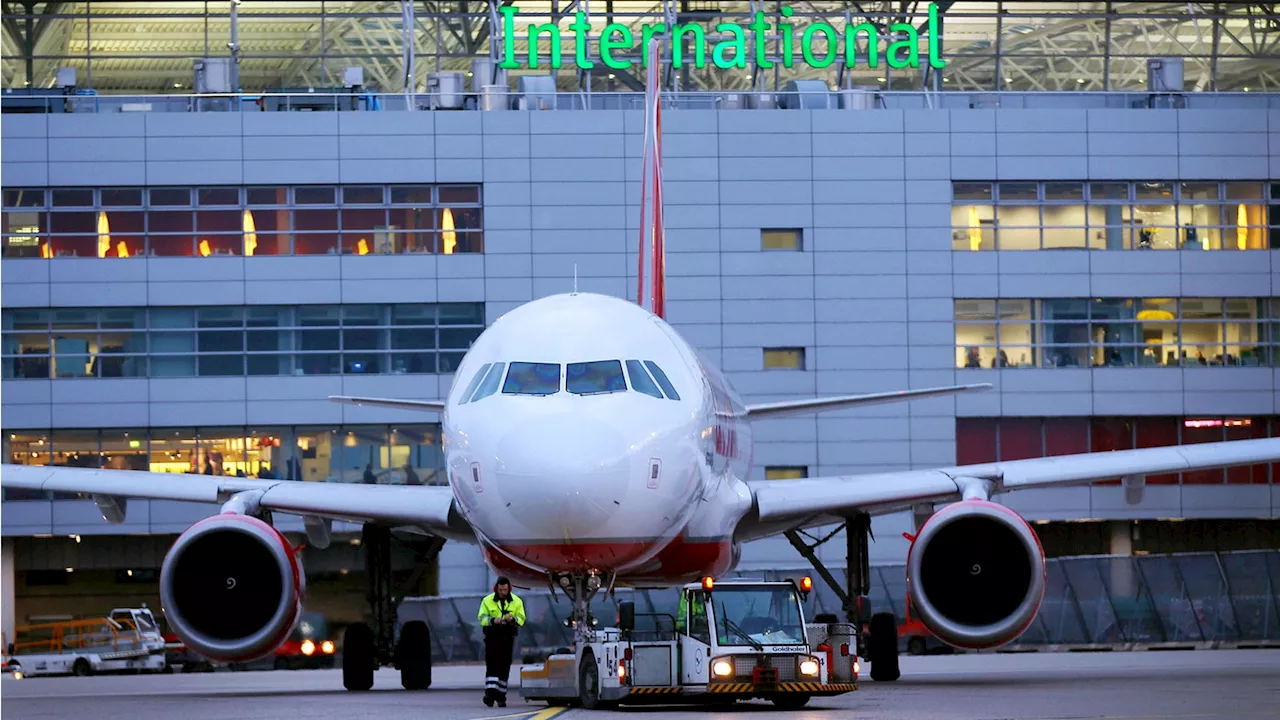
left=637, top=38, right=665, bottom=318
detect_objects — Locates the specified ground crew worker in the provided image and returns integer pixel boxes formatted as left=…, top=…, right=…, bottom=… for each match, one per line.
left=676, top=590, right=707, bottom=634
left=478, top=576, right=525, bottom=707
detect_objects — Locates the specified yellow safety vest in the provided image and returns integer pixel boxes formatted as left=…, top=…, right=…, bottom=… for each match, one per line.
left=478, top=592, right=526, bottom=628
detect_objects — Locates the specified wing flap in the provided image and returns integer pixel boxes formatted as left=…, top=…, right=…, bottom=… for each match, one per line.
left=742, top=436, right=1280, bottom=537
left=744, top=384, right=991, bottom=420
left=328, top=395, right=446, bottom=412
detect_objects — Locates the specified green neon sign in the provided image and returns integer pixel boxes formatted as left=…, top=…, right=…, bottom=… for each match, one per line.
left=498, top=3, right=947, bottom=71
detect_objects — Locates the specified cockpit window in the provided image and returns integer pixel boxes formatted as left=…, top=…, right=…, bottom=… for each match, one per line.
left=502, top=362, right=561, bottom=396
left=470, top=362, right=505, bottom=402
left=644, top=361, right=681, bottom=401
left=626, top=360, right=664, bottom=399
left=567, top=360, right=627, bottom=395
left=458, top=362, right=492, bottom=404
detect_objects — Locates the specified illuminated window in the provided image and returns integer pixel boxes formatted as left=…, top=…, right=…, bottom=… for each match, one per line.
left=765, top=466, right=808, bottom=480
left=764, top=348, right=805, bottom=370
left=761, top=228, right=802, bottom=251
left=1, top=184, right=485, bottom=258
left=954, top=298, right=1278, bottom=369
left=951, top=181, right=1271, bottom=252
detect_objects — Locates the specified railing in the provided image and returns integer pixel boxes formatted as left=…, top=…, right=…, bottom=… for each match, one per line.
left=3, top=89, right=1278, bottom=116
left=398, top=549, right=1280, bottom=663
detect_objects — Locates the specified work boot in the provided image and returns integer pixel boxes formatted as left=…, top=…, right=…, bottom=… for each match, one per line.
left=483, top=689, right=495, bottom=707
left=497, top=695, right=507, bottom=708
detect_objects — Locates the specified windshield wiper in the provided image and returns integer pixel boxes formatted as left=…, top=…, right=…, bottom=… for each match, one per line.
left=721, top=616, right=763, bottom=651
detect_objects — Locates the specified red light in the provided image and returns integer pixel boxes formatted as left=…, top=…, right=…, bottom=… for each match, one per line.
left=701, top=576, right=715, bottom=590
left=840, top=643, right=849, bottom=656
left=624, top=648, right=632, bottom=660
left=800, top=576, right=812, bottom=592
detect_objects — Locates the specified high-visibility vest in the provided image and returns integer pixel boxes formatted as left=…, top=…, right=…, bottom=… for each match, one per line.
left=478, top=592, right=526, bottom=628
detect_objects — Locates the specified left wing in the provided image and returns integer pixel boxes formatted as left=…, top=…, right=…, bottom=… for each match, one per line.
left=736, top=436, right=1280, bottom=542
left=744, top=383, right=991, bottom=420
left=328, top=395, right=446, bottom=413
left=0, top=463, right=472, bottom=540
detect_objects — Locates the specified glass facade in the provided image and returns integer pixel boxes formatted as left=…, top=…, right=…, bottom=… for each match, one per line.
left=3, top=424, right=446, bottom=501
left=955, top=298, right=1279, bottom=369
left=1, top=303, right=485, bottom=378
left=951, top=181, right=1275, bottom=251
left=956, top=416, right=1277, bottom=485
left=0, top=184, right=483, bottom=259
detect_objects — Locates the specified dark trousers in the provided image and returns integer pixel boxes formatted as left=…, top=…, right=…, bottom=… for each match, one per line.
left=483, top=624, right=516, bottom=701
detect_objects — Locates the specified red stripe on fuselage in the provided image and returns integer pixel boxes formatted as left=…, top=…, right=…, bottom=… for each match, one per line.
left=481, top=536, right=737, bottom=588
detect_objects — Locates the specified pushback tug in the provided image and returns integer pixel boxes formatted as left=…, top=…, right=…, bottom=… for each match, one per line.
left=519, top=576, right=860, bottom=709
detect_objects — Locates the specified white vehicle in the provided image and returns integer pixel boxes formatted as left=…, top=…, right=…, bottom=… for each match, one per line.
left=521, top=577, right=859, bottom=709
left=4, top=36, right=1280, bottom=696
left=4, top=607, right=167, bottom=678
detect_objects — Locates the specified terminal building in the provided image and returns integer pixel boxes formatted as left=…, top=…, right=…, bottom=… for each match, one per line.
left=2, top=1, right=1279, bottom=636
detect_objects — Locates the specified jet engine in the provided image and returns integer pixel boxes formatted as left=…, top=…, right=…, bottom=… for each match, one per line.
left=159, top=513, right=305, bottom=663
left=905, top=499, right=1046, bottom=649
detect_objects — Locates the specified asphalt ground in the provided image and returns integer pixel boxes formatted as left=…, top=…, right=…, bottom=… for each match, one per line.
left=3, top=649, right=1278, bottom=720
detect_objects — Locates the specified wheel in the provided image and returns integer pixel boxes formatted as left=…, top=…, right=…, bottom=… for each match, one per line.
left=868, top=612, right=901, bottom=682
left=908, top=636, right=927, bottom=656
left=72, top=658, right=92, bottom=677
left=771, top=694, right=811, bottom=709
left=577, top=648, right=617, bottom=710
left=397, top=620, right=432, bottom=690
left=342, top=622, right=376, bottom=691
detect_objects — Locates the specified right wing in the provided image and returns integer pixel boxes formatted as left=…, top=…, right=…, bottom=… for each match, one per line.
left=328, top=395, right=446, bottom=413
left=0, top=463, right=473, bottom=541
left=737, top=436, right=1280, bottom=542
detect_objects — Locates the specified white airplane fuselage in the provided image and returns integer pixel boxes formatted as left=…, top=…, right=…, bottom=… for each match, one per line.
left=442, top=292, right=755, bottom=588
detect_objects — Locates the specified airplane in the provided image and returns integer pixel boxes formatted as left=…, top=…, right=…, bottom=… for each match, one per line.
left=5, top=36, right=1280, bottom=698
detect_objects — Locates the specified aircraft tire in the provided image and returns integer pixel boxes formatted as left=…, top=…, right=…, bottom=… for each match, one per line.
left=397, top=621, right=432, bottom=690
left=342, top=622, right=376, bottom=691
left=868, top=613, right=901, bottom=682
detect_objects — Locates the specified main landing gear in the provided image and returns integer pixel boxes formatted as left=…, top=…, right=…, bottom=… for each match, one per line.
left=343, top=522, right=446, bottom=692
left=785, top=511, right=900, bottom=682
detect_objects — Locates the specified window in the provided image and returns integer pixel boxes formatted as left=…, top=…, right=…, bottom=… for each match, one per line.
left=955, top=298, right=1276, bottom=369
left=2, top=423, right=449, bottom=500
left=765, top=466, right=808, bottom=480
left=470, top=362, right=506, bottom=403
left=566, top=360, right=627, bottom=395
left=951, top=181, right=1271, bottom=252
left=764, top=347, right=805, bottom=370
left=1, top=184, right=485, bottom=258
left=956, top=417, right=1274, bottom=486
left=457, top=362, right=492, bottom=404
left=626, top=359, right=664, bottom=399
left=502, top=362, right=561, bottom=396
left=643, top=361, right=681, bottom=400
left=761, top=228, right=802, bottom=251
left=2, top=304, right=484, bottom=379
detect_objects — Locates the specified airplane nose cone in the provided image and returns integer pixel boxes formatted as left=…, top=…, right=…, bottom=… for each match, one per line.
left=493, top=413, right=629, bottom=540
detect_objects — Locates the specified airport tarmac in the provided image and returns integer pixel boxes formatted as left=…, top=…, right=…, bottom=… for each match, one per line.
left=3, top=649, right=1278, bottom=720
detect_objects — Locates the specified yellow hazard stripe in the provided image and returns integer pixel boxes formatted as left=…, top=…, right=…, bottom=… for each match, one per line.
left=626, top=687, right=682, bottom=695
left=708, top=682, right=753, bottom=693
left=706, top=682, right=859, bottom=694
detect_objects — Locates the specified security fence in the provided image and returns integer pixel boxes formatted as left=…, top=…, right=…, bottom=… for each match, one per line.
left=398, top=550, right=1280, bottom=663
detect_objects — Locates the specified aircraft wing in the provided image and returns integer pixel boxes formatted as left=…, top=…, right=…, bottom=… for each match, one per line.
left=328, top=395, right=446, bottom=412
left=0, top=463, right=471, bottom=539
left=743, top=384, right=991, bottom=420
left=735, top=436, right=1280, bottom=542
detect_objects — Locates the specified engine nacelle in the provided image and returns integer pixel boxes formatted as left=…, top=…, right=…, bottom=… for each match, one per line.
left=159, top=513, right=305, bottom=663
left=905, top=499, right=1045, bottom=650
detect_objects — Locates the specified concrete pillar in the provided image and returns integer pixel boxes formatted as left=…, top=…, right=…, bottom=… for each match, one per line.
left=2, top=538, right=16, bottom=647
left=1109, top=521, right=1135, bottom=597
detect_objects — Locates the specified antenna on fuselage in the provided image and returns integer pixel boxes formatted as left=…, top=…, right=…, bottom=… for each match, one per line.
left=573, top=263, right=579, bottom=294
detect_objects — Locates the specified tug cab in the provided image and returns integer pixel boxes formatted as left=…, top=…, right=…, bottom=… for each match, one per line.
left=520, top=577, right=858, bottom=709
